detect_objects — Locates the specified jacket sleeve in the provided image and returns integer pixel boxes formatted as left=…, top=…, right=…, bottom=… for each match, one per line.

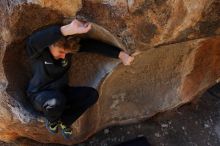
left=78, top=38, right=121, bottom=58
left=26, top=25, right=64, bottom=59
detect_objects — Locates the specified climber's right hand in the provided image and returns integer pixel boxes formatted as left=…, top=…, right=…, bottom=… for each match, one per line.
left=60, top=19, right=92, bottom=36
left=118, top=51, right=134, bottom=66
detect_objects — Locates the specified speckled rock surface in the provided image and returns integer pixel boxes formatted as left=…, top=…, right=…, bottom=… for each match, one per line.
left=0, top=0, right=219, bottom=145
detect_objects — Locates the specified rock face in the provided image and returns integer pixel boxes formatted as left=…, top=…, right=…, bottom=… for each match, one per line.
left=0, top=0, right=219, bottom=145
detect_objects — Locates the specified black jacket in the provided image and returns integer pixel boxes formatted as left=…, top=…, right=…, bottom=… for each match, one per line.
left=26, top=25, right=121, bottom=96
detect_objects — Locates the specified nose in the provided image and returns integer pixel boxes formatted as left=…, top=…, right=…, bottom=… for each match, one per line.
left=59, top=54, right=66, bottom=59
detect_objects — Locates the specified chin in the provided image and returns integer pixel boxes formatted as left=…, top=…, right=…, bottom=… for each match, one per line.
left=53, top=56, right=60, bottom=60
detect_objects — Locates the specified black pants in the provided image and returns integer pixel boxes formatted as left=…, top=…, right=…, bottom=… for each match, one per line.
left=29, top=86, right=99, bottom=126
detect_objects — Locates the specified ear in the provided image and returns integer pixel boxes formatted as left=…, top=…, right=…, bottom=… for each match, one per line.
left=49, top=44, right=54, bottom=50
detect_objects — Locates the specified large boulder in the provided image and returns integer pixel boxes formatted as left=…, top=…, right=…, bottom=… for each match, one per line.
left=0, top=0, right=219, bottom=145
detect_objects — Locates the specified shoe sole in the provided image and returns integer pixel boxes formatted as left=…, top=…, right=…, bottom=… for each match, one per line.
left=61, top=131, right=72, bottom=139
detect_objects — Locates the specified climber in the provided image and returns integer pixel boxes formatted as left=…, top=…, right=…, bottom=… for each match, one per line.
left=26, top=19, right=135, bottom=139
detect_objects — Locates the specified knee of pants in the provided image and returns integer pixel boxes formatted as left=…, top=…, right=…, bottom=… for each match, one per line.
left=88, top=88, right=99, bottom=105
left=43, top=97, right=66, bottom=112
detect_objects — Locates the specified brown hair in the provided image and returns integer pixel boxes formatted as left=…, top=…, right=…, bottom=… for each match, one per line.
left=53, top=36, right=80, bottom=53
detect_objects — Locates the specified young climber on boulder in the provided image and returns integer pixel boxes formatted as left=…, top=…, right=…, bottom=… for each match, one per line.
left=26, top=19, right=135, bottom=139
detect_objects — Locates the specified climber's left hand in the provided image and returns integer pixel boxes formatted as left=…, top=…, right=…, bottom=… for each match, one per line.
left=60, top=19, right=91, bottom=36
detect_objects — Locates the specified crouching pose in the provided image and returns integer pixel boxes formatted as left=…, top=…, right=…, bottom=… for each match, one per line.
left=26, top=19, right=134, bottom=139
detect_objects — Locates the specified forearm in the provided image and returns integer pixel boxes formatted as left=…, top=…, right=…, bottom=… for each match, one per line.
left=79, top=38, right=135, bottom=66
left=28, top=26, right=64, bottom=49
left=60, top=25, right=76, bottom=36
left=78, top=38, right=121, bottom=58
left=27, top=25, right=63, bottom=58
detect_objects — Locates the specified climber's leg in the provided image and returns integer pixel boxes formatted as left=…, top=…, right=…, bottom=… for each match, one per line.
left=59, top=86, right=99, bottom=138
left=29, top=90, right=66, bottom=134
left=31, top=90, right=66, bottom=122
left=60, top=86, right=99, bottom=126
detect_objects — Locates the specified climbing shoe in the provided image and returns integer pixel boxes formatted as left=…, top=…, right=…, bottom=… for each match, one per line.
left=60, top=123, right=73, bottom=139
left=45, top=120, right=59, bottom=134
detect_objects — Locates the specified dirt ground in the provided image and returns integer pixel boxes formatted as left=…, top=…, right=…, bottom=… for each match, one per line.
left=1, top=89, right=220, bottom=146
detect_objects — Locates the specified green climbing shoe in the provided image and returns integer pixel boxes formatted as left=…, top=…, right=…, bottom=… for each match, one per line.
left=45, top=120, right=59, bottom=134
left=60, top=123, right=73, bottom=139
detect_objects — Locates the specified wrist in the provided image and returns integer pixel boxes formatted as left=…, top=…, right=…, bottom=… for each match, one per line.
left=60, top=25, right=77, bottom=36
left=60, top=25, right=68, bottom=36
left=118, top=51, right=124, bottom=59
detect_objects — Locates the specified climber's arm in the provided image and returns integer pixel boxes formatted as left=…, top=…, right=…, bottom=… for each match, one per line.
left=26, top=19, right=91, bottom=59
left=26, top=25, right=64, bottom=59
left=78, top=38, right=134, bottom=65
left=27, top=26, right=63, bottom=58
left=78, top=38, right=121, bottom=58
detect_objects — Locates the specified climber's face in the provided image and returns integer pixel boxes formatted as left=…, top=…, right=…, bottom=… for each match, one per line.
left=49, top=45, right=71, bottom=60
